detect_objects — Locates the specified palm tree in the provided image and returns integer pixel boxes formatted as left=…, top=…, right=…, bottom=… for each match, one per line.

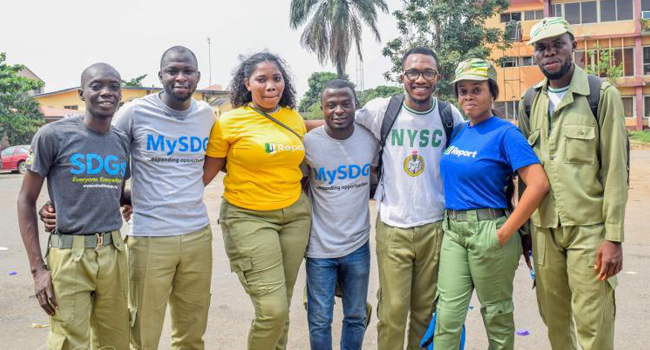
left=290, top=0, right=389, bottom=78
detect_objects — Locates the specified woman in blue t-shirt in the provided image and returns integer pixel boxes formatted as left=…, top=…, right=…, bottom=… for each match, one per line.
left=434, top=58, right=550, bottom=350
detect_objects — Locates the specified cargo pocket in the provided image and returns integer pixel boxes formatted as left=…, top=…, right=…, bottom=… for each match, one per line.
left=46, top=330, right=66, bottom=350
left=484, top=299, right=514, bottom=319
left=564, top=125, right=596, bottom=164
left=230, top=257, right=253, bottom=295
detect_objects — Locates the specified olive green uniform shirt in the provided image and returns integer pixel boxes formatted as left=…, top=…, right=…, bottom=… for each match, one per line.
left=518, top=66, right=628, bottom=242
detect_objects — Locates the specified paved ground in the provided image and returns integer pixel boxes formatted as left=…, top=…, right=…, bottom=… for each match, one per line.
left=1, top=150, right=649, bottom=350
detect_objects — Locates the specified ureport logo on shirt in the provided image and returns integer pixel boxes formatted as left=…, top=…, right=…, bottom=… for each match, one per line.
left=265, top=143, right=304, bottom=154
left=445, top=146, right=478, bottom=158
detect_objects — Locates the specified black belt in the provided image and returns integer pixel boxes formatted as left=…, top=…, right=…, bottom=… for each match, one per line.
left=445, top=208, right=507, bottom=221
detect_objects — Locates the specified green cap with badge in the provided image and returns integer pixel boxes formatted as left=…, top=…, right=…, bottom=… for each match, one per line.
left=451, top=58, right=498, bottom=84
left=528, top=17, right=573, bottom=44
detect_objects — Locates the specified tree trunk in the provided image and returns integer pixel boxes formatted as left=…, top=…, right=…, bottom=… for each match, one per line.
left=336, top=63, right=345, bottom=79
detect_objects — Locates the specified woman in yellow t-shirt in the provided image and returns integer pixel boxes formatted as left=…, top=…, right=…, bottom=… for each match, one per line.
left=203, top=52, right=310, bottom=350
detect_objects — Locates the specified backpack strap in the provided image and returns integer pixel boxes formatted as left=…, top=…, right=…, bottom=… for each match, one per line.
left=438, top=101, right=455, bottom=148
left=586, top=74, right=602, bottom=124
left=522, top=85, right=539, bottom=121
left=376, top=94, right=405, bottom=181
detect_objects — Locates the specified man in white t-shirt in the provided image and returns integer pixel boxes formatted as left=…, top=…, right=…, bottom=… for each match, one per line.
left=40, top=46, right=216, bottom=350
left=355, top=47, right=464, bottom=350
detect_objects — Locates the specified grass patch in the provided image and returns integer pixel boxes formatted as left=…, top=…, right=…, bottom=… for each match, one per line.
left=630, top=130, right=650, bottom=144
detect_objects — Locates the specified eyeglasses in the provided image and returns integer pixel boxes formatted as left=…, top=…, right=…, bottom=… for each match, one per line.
left=403, top=68, right=439, bottom=81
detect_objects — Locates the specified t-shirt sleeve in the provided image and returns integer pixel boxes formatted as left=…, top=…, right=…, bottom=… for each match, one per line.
left=502, top=127, right=540, bottom=172
left=206, top=116, right=230, bottom=158
left=355, top=97, right=390, bottom=140
left=112, top=104, right=134, bottom=144
left=26, top=125, right=59, bottom=178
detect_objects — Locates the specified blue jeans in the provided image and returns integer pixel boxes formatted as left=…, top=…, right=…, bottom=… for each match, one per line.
left=306, top=242, right=371, bottom=350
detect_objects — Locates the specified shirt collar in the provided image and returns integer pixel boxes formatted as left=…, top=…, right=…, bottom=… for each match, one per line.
left=535, top=64, right=590, bottom=96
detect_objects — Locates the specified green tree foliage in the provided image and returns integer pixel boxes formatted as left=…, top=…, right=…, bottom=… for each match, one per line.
left=299, top=71, right=341, bottom=112
left=0, top=53, right=45, bottom=146
left=289, top=0, right=389, bottom=78
left=585, top=49, right=623, bottom=87
left=357, top=85, right=402, bottom=107
left=382, top=0, right=510, bottom=100
left=121, top=74, right=148, bottom=87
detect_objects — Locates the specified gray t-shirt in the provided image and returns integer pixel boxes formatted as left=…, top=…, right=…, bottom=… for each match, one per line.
left=304, top=125, right=378, bottom=259
left=27, top=115, right=130, bottom=235
left=113, top=93, right=215, bottom=236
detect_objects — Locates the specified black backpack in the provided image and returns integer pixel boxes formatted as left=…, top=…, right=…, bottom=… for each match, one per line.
left=370, top=95, right=455, bottom=197
left=521, top=74, right=630, bottom=184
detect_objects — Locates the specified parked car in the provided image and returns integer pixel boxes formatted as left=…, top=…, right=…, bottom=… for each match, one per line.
left=0, top=145, right=30, bottom=174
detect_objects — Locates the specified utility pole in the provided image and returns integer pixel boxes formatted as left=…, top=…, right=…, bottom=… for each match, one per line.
left=207, top=36, right=212, bottom=88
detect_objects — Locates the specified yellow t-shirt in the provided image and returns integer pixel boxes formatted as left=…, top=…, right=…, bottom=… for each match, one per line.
left=206, top=106, right=306, bottom=211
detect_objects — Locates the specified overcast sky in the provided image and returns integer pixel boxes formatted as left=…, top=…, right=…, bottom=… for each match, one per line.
left=0, top=0, right=403, bottom=96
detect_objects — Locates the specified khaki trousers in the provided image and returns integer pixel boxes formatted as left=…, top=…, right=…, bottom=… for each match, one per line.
left=46, top=231, right=129, bottom=350
left=127, top=225, right=213, bottom=350
left=375, top=218, right=444, bottom=350
left=435, top=214, right=521, bottom=350
left=533, top=224, right=616, bottom=350
left=219, top=192, right=311, bottom=350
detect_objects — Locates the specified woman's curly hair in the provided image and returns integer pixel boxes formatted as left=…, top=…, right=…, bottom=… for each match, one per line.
left=229, top=52, right=297, bottom=109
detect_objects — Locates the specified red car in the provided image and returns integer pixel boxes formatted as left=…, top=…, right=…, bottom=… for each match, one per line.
left=1, top=145, right=30, bottom=174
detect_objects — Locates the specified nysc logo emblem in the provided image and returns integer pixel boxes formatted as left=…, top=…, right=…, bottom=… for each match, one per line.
left=403, top=150, right=424, bottom=177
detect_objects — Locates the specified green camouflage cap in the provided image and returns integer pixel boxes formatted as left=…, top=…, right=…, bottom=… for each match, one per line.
left=452, top=58, right=497, bottom=84
left=528, top=17, right=573, bottom=44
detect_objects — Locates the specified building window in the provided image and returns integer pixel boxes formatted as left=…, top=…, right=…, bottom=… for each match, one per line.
left=575, top=51, right=587, bottom=69
left=643, top=0, right=650, bottom=11
left=612, top=48, right=635, bottom=76
left=521, top=56, right=535, bottom=66
left=550, top=4, right=563, bottom=17
left=558, top=2, right=584, bottom=23
left=524, top=10, right=544, bottom=21
left=494, top=101, right=519, bottom=120
left=500, top=12, right=522, bottom=23
left=621, top=97, right=634, bottom=118
left=63, top=105, right=78, bottom=110
left=643, top=47, right=650, bottom=75
left=601, top=0, right=617, bottom=21
left=644, top=96, right=650, bottom=117
left=581, top=1, right=598, bottom=23
left=617, top=0, right=633, bottom=20
left=500, top=57, right=517, bottom=68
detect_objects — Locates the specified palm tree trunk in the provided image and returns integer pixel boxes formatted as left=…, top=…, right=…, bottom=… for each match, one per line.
left=336, top=63, right=345, bottom=79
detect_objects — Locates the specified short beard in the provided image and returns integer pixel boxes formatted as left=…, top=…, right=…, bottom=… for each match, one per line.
left=165, top=87, right=193, bottom=102
left=541, top=61, right=573, bottom=80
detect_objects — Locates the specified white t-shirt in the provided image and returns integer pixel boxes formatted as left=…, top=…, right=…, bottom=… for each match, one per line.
left=356, top=97, right=464, bottom=228
left=113, top=93, right=216, bottom=236
left=548, top=85, right=569, bottom=115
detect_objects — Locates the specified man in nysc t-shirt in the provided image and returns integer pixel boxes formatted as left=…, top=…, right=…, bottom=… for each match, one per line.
left=18, top=63, right=130, bottom=350
left=304, top=79, right=378, bottom=350
left=355, top=47, right=464, bottom=350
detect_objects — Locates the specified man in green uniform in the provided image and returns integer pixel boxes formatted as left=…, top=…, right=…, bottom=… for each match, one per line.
left=518, top=17, right=628, bottom=350
left=17, top=63, right=130, bottom=350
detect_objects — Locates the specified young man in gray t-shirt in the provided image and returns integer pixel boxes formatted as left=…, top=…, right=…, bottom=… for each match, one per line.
left=304, top=79, right=378, bottom=350
left=18, top=63, right=131, bottom=350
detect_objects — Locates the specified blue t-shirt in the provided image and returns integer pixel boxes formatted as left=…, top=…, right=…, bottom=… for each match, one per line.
left=440, top=116, right=540, bottom=210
